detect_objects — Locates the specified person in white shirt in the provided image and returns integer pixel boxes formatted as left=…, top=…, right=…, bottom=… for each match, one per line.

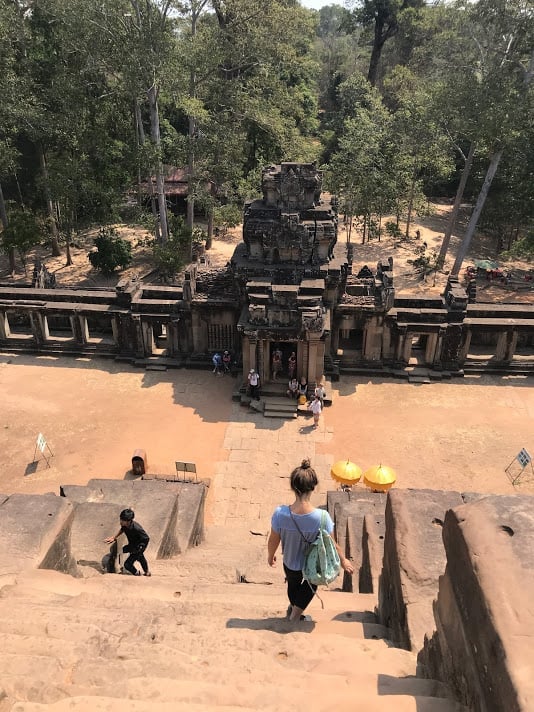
left=287, top=377, right=298, bottom=399
left=308, top=395, right=322, bottom=427
left=248, top=369, right=260, bottom=400
left=314, top=381, right=326, bottom=407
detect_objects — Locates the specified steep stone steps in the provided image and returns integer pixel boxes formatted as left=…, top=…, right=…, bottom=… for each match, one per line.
left=0, top=569, right=468, bottom=712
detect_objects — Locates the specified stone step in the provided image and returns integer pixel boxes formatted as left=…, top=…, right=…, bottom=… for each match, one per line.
left=263, top=410, right=297, bottom=419
left=8, top=693, right=467, bottom=712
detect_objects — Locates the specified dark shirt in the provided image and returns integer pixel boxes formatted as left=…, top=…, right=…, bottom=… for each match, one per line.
left=121, top=520, right=150, bottom=549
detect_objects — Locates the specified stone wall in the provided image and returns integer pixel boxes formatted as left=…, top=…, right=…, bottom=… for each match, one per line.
left=419, top=495, right=534, bottom=712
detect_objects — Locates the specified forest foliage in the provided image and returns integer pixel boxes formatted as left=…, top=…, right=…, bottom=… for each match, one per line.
left=0, top=0, right=532, bottom=273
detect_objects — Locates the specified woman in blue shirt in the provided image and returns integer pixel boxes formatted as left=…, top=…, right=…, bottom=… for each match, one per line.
left=267, top=459, right=354, bottom=622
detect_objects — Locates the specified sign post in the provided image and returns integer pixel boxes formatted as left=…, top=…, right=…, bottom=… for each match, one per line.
left=32, top=433, right=54, bottom=469
left=175, top=461, right=197, bottom=483
left=505, top=448, right=533, bottom=486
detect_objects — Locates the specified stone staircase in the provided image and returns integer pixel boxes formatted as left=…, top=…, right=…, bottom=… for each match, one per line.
left=0, top=525, right=467, bottom=712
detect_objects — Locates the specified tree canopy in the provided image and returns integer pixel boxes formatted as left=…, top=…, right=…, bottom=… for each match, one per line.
left=0, top=0, right=531, bottom=272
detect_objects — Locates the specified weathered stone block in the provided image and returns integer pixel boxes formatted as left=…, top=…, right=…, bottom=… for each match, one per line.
left=420, top=495, right=534, bottom=712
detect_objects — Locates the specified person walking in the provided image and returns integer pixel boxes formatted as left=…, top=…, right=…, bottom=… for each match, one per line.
left=267, top=459, right=353, bottom=622
left=308, top=394, right=322, bottom=427
left=105, top=508, right=151, bottom=577
left=212, top=352, right=223, bottom=376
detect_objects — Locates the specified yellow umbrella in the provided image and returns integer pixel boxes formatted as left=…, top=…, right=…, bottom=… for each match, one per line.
left=363, top=464, right=396, bottom=493
left=331, top=460, right=362, bottom=487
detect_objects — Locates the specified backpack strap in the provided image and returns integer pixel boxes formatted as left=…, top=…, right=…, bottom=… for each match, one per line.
left=288, top=506, right=316, bottom=544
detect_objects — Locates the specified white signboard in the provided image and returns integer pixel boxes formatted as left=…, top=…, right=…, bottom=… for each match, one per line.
left=36, top=433, right=47, bottom=453
left=516, top=448, right=531, bottom=468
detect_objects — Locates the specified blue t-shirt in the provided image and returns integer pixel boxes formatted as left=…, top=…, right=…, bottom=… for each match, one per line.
left=271, top=505, right=334, bottom=572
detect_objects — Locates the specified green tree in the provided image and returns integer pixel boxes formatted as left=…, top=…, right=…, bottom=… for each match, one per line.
left=88, top=227, right=132, bottom=274
left=327, top=75, right=395, bottom=242
left=1, top=209, right=45, bottom=275
left=450, top=0, right=534, bottom=275
left=351, top=0, right=424, bottom=86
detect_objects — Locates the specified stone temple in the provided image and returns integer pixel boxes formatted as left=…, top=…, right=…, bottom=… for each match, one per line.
left=0, top=162, right=533, bottom=380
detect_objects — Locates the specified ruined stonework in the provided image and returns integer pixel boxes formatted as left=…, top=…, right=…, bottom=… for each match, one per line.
left=0, top=162, right=533, bottom=377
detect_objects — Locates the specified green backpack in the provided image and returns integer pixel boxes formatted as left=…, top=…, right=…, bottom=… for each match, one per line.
left=291, top=508, right=341, bottom=586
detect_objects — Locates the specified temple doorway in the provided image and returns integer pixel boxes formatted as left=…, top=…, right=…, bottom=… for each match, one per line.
left=270, top=342, right=297, bottom=381
left=407, top=333, right=429, bottom=365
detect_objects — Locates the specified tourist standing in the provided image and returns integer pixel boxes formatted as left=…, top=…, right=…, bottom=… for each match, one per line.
left=308, top=395, right=322, bottom=427
left=267, top=459, right=353, bottom=622
left=287, top=351, right=297, bottom=379
left=222, top=350, right=232, bottom=374
left=314, top=381, right=326, bottom=407
left=248, top=369, right=260, bottom=400
left=272, top=350, right=282, bottom=380
left=105, top=508, right=151, bottom=577
left=212, top=352, right=223, bottom=375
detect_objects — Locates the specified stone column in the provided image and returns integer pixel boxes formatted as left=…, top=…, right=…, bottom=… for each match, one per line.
left=504, top=330, right=518, bottom=362
left=191, top=311, right=203, bottom=354
left=495, top=332, right=508, bottom=361
left=395, top=327, right=406, bottom=362
left=331, top=317, right=340, bottom=355
left=0, top=312, right=10, bottom=339
left=248, top=338, right=258, bottom=373
left=111, top=316, right=120, bottom=347
left=261, top=339, right=269, bottom=384
left=315, top=340, right=326, bottom=382
left=382, top=324, right=392, bottom=360
left=298, top=341, right=309, bottom=380
left=363, top=318, right=383, bottom=361
left=166, top=320, right=179, bottom=357
left=307, top=338, right=319, bottom=384
left=30, top=312, right=49, bottom=345
left=459, top=329, right=472, bottom=361
left=70, top=315, right=88, bottom=344
left=241, top=335, right=251, bottom=377
left=425, top=332, right=439, bottom=365
left=141, top=321, right=154, bottom=356
left=402, top=332, right=413, bottom=363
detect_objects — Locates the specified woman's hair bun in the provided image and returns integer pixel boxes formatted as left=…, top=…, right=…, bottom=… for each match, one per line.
left=301, top=458, right=311, bottom=469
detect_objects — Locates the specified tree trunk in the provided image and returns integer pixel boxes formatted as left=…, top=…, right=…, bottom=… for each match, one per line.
left=65, top=213, right=73, bottom=267
left=437, top=141, right=476, bottom=268
left=367, top=20, right=385, bottom=87
left=147, top=83, right=169, bottom=243
left=0, top=183, right=16, bottom=274
left=451, top=148, right=504, bottom=276
left=405, top=171, right=417, bottom=239
left=206, top=210, right=213, bottom=250
left=38, top=143, right=61, bottom=256
left=134, top=100, right=161, bottom=242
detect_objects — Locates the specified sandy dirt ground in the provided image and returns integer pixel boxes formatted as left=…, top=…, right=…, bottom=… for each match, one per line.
left=2, top=354, right=533, bottom=506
